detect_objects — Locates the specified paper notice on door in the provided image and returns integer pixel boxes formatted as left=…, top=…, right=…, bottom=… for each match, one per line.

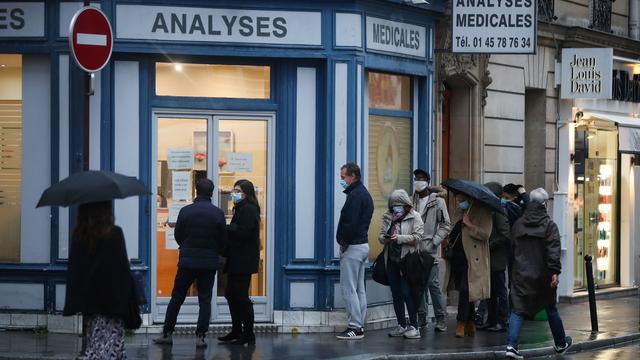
left=172, top=171, right=191, bottom=200
left=227, top=152, right=253, bottom=172
left=165, top=228, right=179, bottom=250
left=167, top=147, right=194, bottom=170
left=168, top=202, right=189, bottom=223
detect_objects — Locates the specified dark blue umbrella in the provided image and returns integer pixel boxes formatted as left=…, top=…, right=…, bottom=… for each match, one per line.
left=441, top=178, right=504, bottom=214
left=36, top=170, right=151, bottom=207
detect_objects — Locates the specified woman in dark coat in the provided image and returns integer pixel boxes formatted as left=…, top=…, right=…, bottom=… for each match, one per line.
left=64, top=201, right=134, bottom=359
left=218, top=179, right=261, bottom=346
left=505, top=188, right=571, bottom=359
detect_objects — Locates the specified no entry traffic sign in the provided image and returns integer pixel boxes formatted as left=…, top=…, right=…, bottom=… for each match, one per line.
left=69, top=7, right=113, bottom=72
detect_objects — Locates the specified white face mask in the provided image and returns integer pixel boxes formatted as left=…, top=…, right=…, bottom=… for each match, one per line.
left=414, top=181, right=428, bottom=192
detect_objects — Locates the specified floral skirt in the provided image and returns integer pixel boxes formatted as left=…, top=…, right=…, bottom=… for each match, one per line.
left=79, top=314, right=126, bottom=360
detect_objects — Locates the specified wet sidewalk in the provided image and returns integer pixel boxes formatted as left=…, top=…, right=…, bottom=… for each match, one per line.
left=0, top=296, right=638, bottom=360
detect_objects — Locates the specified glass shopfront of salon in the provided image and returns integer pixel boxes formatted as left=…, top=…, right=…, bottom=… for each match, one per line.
left=152, top=62, right=273, bottom=322
left=573, top=121, right=619, bottom=288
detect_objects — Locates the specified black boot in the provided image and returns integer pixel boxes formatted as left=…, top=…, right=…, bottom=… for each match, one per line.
left=218, top=331, right=240, bottom=342
left=229, top=332, right=255, bottom=346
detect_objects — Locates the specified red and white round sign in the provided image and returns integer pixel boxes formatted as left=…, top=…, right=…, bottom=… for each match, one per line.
left=69, top=7, right=113, bottom=72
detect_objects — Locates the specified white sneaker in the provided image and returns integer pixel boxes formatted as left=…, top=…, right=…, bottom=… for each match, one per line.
left=403, top=326, right=421, bottom=339
left=388, top=325, right=406, bottom=337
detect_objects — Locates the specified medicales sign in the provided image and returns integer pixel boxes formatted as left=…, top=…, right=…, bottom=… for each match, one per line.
left=452, top=0, right=536, bottom=54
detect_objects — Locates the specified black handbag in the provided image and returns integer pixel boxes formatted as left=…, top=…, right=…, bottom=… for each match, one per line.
left=371, top=248, right=389, bottom=286
left=123, top=272, right=144, bottom=330
left=442, top=232, right=461, bottom=261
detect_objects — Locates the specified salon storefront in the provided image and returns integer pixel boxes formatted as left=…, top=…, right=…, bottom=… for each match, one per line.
left=0, top=0, right=443, bottom=332
left=556, top=48, right=640, bottom=298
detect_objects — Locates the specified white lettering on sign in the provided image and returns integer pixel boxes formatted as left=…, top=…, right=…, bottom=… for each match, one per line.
left=366, top=17, right=426, bottom=58
left=452, top=0, right=535, bottom=54
left=115, top=5, right=321, bottom=46
left=561, top=48, right=612, bottom=99
left=0, top=2, right=44, bottom=37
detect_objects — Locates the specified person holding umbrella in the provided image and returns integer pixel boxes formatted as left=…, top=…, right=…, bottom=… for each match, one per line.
left=38, top=170, right=151, bottom=359
left=442, top=179, right=495, bottom=338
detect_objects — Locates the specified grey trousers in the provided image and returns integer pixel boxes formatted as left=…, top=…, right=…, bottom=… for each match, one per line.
left=340, top=243, right=369, bottom=329
left=418, top=260, right=447, bottom=320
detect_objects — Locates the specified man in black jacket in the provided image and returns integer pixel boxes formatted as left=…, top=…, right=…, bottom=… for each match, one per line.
left=154, top=178, right=226, bottom=348
left=335, top=163, right=374, bottom=340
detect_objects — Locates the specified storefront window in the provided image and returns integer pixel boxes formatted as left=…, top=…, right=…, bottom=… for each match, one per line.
left=156, top=63, right=270, bottom=99
left=367, top=72, right=412, bottom=261
left=0, top=54, right=22, bottom=263
left=573, top=126, right=618, bottom=288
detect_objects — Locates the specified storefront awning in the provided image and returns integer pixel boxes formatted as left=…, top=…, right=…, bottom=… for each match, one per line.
left=583, top=111, right=640, bottom=153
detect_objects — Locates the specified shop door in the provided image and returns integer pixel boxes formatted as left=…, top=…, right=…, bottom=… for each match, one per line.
left=152, top=112, right=273, bottom=324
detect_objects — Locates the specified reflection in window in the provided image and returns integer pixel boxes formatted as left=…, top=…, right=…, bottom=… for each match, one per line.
left=367, top=115, right=412, bottom=261
left=368, top=72, right=411, bottom=111
left=0, top=54, right=22, bottom=263
left=156, top=63, right=270, bottom=99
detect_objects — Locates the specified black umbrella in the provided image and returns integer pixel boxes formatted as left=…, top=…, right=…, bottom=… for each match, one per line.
left=441, top=178, right=504, bottom=214
left=36, top=170, right=151, bottom=208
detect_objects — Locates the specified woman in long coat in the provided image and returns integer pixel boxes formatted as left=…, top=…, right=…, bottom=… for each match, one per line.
left=218, top=179, right=261, bottom=346
left=64, top=201, right=134, bottom=359
left=444, top=192, right=492, bottom=338
left=378, top=189, right=425, bottom=339
left=506, top=188, right=571, bottom=359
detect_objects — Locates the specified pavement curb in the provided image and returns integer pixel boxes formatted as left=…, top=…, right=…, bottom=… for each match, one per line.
left=366, top=332, right=640, bottom=360
left=0, top=332, right=638, bottom=359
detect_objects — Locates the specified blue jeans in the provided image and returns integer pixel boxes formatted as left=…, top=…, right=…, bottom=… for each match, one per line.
left=387, top=259, right=418, bottom=328
left=507, top=304, right=567, bottom=348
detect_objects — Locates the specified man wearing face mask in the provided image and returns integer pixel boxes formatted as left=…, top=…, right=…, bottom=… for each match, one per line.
left=412, top=169, right=451, bottom=332
left=335, top=163, right=374, bottom=340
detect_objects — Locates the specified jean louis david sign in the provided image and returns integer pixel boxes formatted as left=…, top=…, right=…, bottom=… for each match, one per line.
left=452, top=0, right=536, bottom=54
left=560, top=48, right=613, bottom=100
left=115, top=5, right=321, bottom=46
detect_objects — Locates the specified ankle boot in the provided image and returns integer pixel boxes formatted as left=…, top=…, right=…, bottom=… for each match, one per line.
left=455, top=321, right=465, bottom=338
left=465, top=320, right=476, bottom=336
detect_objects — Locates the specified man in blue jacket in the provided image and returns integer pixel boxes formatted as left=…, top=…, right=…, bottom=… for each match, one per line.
left=154, top=178, right=226, bottom=348
left=335, top=163, right=374, bottom=340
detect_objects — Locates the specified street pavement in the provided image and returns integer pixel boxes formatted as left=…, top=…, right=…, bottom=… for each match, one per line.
left=0, top=296, right=637, bottom=359
left=532, top=341, right=640, bottom=359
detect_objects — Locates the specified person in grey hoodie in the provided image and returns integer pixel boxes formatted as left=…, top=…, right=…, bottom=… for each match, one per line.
left=412, top=169, right=452, bottom=332
left=379, top=189, right=425, bottom=339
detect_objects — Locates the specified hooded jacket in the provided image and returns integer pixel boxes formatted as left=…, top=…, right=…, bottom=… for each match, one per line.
left=378, top=189, right=425, bottom=264
left=510, top=202, right=562, bottom=318
left=412, top=186, right=451, bottom=260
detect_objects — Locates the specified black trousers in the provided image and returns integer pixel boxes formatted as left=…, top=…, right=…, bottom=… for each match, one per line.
left=225, top=273, right=254, bottom=335
left=454, top=269, right=476, bottom=322
left=487, top=270, right=509, bottom=327
left=163, top=267, right=216, bottom=336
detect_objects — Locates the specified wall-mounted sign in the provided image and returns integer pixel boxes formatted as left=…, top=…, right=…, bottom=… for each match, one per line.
left=561, top=48, right=613, bottom=99
left=0, top=2, right=44, bottom=37
left=227, top=152, right=253, bottom=172
left=452, top=0, right=536, bottom=54
left=115, top=5, right=321, bottom=46
left=171, top=171, right=192, bottom=201
left=167, top=147, right=194, bottom=170
left=365, top=16, right=426, bottom=58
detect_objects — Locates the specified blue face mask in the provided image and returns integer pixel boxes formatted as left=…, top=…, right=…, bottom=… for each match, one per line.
left=458, top=200, right=470, bottom=210
left=500, top=198, right=508, bottom=205
left=392, top=205, right=404, bottom=215
left=340, top=179, right=349, bottom=190
left=231, top=192, right=244, bottom=203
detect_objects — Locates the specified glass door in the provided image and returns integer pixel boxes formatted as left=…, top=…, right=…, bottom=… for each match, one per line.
left=213, top=117, right=270, bottom=322
left=152, top=112, right=273, bottom=324
left=154, top=116, right=212, bottom=323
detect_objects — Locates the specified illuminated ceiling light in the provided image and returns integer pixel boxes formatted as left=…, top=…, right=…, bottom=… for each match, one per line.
left=174, top=63, right=183, bottom=72
left=0, top=64, right=5, bottom=67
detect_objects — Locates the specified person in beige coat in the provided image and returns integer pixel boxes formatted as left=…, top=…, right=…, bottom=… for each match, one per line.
left=444, top=192, right=492, bottom=338
left=378, top=189, right=425, bottom=339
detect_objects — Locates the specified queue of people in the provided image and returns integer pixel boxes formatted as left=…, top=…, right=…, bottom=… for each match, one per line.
left=58, top=164, right=571, bottom=359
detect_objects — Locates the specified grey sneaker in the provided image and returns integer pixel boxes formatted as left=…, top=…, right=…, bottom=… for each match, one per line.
left=153, top=333, right=173, bottom=345
left=435, top=319, right=447, bottom=332
left=505, top=346, right=524, bottom=359
left=388, top=325, right=406, bottom=337
left=195, top=335, right=207, bottom=348
left=403, top=326, right=421, bottom=339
